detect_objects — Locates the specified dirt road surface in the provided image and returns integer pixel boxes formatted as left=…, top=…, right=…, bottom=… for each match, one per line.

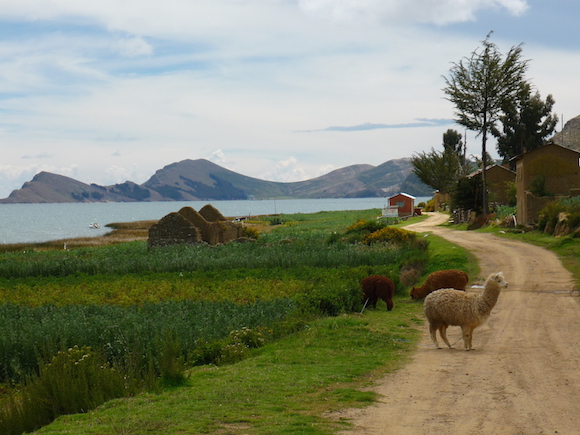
left=338, top=212, right=580, bottom=435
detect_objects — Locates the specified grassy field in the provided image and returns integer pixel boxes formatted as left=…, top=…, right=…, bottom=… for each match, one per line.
left=0, top=209, right=475, bottom=435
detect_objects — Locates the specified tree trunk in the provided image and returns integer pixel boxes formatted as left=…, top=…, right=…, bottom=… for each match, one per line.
left=481, top=129, right=488, bottom=215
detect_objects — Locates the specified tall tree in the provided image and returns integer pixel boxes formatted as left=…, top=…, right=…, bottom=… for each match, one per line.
left=443, top=33, right=528, bottom=214
left=443, top=129, right=469, bottom=175
left=443, top=129, right=463, bottom=155
left=492, top=82, right=558, bottom=161
left=411, top=148, right=461, bottom=195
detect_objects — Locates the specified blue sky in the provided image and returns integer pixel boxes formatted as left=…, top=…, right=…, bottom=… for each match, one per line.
left=1, top=0, right=579, bottom=198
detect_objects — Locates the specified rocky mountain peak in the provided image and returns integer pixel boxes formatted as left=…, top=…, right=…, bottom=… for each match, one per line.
left=552, top=114, right=580, bottom=151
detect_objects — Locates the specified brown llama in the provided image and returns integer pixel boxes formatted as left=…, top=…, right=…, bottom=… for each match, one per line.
left=410, top=269, right=469, bottom=299
left=361, top=275, right=395, bottom=311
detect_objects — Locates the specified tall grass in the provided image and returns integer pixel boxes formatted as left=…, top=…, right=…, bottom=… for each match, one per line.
left=538, top=196, right=580, bottom=235
left=0, top=299, right=298, bottom=383
left=0, top=235, right=413, bottom=279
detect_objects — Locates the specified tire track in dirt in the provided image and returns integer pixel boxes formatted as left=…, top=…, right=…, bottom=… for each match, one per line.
left=337, top=213, right=580, bottom=435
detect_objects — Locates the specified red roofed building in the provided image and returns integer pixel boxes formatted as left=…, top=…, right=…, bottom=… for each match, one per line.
left=388, top=193, right=416, bottom=217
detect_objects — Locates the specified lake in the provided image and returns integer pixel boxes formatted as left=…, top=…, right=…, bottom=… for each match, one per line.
left=0, top=197, right=431, bottom=244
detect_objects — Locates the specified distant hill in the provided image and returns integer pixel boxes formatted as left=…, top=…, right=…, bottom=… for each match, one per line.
left=0, top=158, right=432, bottom=204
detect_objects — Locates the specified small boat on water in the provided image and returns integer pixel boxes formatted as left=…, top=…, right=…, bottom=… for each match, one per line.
left=89, top=223, right=100, bottom=229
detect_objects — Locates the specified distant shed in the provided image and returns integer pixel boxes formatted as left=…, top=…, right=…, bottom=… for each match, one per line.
left=388, top=193, right=416, bottom=217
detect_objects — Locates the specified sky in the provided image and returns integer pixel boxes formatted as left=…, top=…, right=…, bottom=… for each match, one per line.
left=1, top=0, right=579, bottom=198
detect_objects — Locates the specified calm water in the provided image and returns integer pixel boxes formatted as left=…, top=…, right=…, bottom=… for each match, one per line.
left=0, top=197, right=430, bottom=244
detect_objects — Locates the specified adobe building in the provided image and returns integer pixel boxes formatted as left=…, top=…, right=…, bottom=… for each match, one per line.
left=469, top=164, right=516, bottom=206
left=511, top=143, right=580, bottom=225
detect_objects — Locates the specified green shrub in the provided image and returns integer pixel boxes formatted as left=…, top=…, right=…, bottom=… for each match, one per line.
left=538, top=201, right=565, bottom=233
left=538, top=197, right=580, bottom=235
left=495, top=205, right=517, bottom=220
left=216, top=342, right=250, bottom=365
left=229, top=326, right=271, bottom=349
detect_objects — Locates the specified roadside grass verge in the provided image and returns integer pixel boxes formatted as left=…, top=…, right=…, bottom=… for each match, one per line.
left=421, top=231, right=480, bottom=280
left=34, top=300, right=423, bottom=435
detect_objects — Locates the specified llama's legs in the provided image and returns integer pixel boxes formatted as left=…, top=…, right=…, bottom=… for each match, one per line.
left=461, top=326, right=474, bottom=350
left=428, top=323, right=440, bottom=348
left=439, top=325, right=453, bottom=348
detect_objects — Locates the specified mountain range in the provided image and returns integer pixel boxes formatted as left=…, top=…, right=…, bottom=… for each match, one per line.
left=0, top=158, right=432, bottom=204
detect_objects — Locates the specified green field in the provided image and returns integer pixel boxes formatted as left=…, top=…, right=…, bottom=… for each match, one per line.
left=0, top=209, right=474, bottom=435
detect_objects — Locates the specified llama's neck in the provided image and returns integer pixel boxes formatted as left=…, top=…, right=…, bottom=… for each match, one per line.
left=480, top=280, right=501, bottom=310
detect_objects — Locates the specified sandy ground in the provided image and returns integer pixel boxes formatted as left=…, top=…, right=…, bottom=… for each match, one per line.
left=337, top=212, right=580, bottom=435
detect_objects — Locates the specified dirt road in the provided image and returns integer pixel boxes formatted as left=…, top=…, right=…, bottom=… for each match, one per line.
left=339, top=212, right=580, bottom=435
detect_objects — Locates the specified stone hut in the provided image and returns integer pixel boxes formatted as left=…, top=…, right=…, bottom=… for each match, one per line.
left=469, top=164, right=516, bottom=206
left=199, top=204, right=243, bottom=243
left=177, top=206, right=221, bottom=245
left=147, top=212, right=201, bottom=249
left=148, top=204, right=243, bottom=248
left=199, top=204, right=226, bottom=221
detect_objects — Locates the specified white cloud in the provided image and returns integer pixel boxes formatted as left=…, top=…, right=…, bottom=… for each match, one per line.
left=296, top=0, right=529, bottom=25
left=315, top=164, right=336, bottom=177
left=208, top=149, right=229, bottom=167
left=113, top=36, right=153, bottom=58
left=260, top=157, right=309, bottom=182
left=0, top=163, right=81, bottom=197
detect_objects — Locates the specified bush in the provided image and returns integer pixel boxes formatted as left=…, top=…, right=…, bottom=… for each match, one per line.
left=495, top=205, right=517, bottom=221
left=362, top=227, right=416, bottom=246
left=538, top=201, right=565, bottom=233
left=538, top=197, right=580, bottom=235
left=242, top=226, right=260, bottom=240
left=332, top=219, right=390, bottom=244
left=424, top=199, right=435, bottom=212
left=345, top=219, right=387, bottom=235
